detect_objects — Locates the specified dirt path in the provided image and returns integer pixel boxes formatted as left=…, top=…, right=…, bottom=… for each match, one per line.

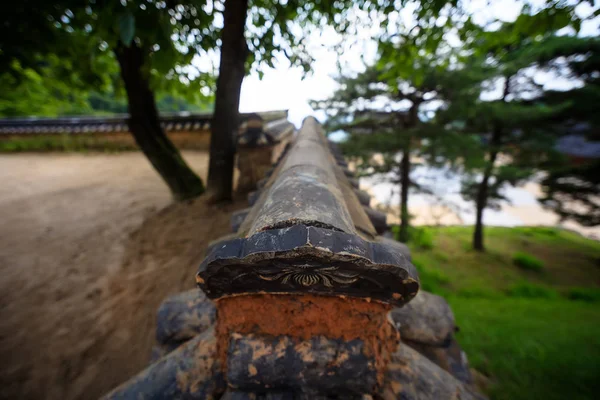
left=0, top=152, right=244, bottom=399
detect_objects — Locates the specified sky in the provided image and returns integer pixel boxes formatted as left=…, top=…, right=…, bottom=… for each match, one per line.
left=236, top=0, right=599, bottom=128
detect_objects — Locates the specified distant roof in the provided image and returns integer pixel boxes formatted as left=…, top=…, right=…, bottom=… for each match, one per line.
left=0, top=110, right=289, bottom=136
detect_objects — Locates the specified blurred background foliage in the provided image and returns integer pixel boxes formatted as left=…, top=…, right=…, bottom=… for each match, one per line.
left=312, top=0, right=599, bottom=250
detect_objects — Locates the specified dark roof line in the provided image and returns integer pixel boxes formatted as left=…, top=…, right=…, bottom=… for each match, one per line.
left=0, top=110, right=289, bottom=135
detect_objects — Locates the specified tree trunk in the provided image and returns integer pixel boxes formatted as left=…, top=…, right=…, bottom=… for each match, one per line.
left=206, top=0, right=249, bottom=202
left=115, top=43, right=204, bottom=201
left=397, top=102, right=419, bottom=242
left=473, top=153, right=497, bottom=251
left=473, top=76, right=511, bottom=251
left=398, top=145, right=411, bottom=243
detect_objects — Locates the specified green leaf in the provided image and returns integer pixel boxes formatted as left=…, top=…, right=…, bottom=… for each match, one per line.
left=118, top=12, right=135, bottom=47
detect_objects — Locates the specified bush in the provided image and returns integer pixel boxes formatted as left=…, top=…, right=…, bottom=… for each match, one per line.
left=566, top=287, right=600, bottom=303
left=507, top=282, right=558, bottom=299
left=409, top=227, right=434, bottom=249
left=513, top=252, right=544, bottom=272
left=391, top=225, right=401, bottom=241
left=0, top=135, right=135, bottom=153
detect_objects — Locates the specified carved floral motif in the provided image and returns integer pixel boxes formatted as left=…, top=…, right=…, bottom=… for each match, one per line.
left=257, top=264, right=359, bottom=287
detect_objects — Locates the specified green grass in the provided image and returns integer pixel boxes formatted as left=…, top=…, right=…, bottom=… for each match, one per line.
left=450, top=298, right=600, bottom=400
left=0, top=135, right=136, bottom=152
left=506, top=281, right=559, bottom=299
left=408, top=226, right=600, bottom=400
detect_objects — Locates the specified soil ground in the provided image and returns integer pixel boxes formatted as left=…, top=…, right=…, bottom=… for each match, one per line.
left=0, top=152, right=244, bottom=400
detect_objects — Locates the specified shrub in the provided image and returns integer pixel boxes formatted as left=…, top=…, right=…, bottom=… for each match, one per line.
left=507, top=282, right=558, bottom=299
left=513, top=252, right=544, bottom=272
left=0, top=135, right=135, bottom=153
left=391, top=225, right=401, bottom=241
left=566, top=287, right=600, bottom=303
left=409, top=227, right=434, bottom=250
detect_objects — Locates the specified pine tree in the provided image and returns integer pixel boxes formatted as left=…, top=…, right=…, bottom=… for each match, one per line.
left=313, top=17, right=479, bottom=242
left=443, top=3, right=586, bottom=250
left=535, top=36, right=600, bottom=226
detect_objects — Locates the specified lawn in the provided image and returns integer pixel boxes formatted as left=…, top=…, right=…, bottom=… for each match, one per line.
left=405, top=226, right=600, bottom=400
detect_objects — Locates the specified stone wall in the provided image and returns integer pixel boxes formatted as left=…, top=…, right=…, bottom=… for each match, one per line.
left=103, top=117, right=486, bottom=400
